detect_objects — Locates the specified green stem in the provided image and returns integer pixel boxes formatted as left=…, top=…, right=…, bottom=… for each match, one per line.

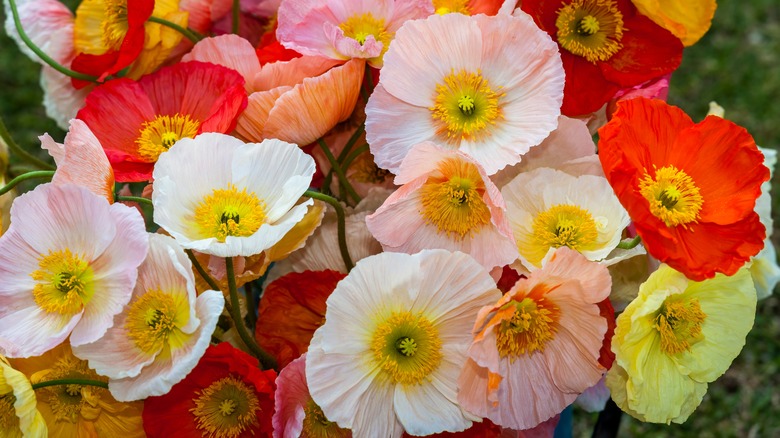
left=226, top=257, right=277, bottom=370
left=336, top=124, right=366, bottom=165
left=114, top=195, right=153, bottom=207
left=341, top=143, right=370, bottom=171
left=616, top=235, right=642, bottom=250
left=186, top=249, right=221, bottom=292
left=303, top=190, right=354, bottom=271
left=147, top=16, right=203, bottom=43
left=7, top=0, right=99, bottom=82
left=244, top=281, right=257, bottom=330
left=317, top=139, right=361, bottom=205
left=0, top=118, right=54, bottom=171
left=0, top=171, right=54, bottom=196
left=31, top=379, right=108, bottom=390
left=232, top=0, right=240, bottom=34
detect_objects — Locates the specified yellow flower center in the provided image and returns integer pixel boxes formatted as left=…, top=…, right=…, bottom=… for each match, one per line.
left=0, top=394, right=20, bottom=434
left=125, top=290, right=187, bottom=355
left=193, top=184, right=266, bottom=242
left=31, top=249, right=95, bottom=316
left=639, top=166, right=703, bottom=227
left=338, top=13, right=391, bottom=56
left=495, top=295, right=560, bottom=359
left=433, top=0, right=471, bottom=15
left=419, top=158, right=491, bottom=240
left=430, top=70, right=504, bottom=142
left=39, top=354, right=109, bottom=424
left=100, top=0, right=129, bottom=50
left=556, top=0, right=625, bottom=63
left=191, top=375, right=260, bottom=438
left=532, top=204, right=599, bottom=252
left=136, top=114, right=200, bottom=162
left=371, top=311, right=442, bottom=386
left=655, top=298, right=707, bottom=355
left=301, top=398, right=349, bottom=437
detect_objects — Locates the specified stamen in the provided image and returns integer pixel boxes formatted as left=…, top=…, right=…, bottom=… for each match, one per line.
left=639, top=166, right=703, bottom=227
left=430, top=70, right=504, bottom=142
left=136, top=114, right=200, bottom=162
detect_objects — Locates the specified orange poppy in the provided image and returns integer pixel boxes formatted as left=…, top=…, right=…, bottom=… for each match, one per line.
left=599, top=97, right=768, bottom=281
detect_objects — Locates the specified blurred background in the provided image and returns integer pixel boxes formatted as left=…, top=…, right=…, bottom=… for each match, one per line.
left=1, top=0, right=778, bottom=436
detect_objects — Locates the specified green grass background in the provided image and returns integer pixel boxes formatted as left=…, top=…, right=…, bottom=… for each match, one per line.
left=1, top=0, right=778, bottom=436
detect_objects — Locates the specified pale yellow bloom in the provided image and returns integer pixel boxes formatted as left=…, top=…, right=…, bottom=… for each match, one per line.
left=607, top=265, right=756, bottom=423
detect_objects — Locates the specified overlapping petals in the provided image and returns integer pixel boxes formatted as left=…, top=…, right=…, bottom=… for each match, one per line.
left=366, top=142, right=518, bottom=269
left=599, top=98, right=769, bottom=281
left=152, top=133, right=315, bottom=257
left=77, top=60, right=247, bottom=182
left=521, top=0, right=683, bottom=116
left=0, top=183, right=148, bottom=357
left=366, top=12, right=564, bottom=175
left=72, top=234, right=224, bottom=401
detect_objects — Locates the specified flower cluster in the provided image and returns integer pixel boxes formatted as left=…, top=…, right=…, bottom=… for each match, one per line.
left=0, top=0, right=773, bottom=436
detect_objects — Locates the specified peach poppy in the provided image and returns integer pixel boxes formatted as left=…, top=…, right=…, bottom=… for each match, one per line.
left=458, top=248, right=612, bottom=429
left=598, top=97, right=769, bottom=281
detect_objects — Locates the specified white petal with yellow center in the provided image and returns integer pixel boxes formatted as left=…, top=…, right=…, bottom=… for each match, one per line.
left=502, top=167, right=629, bottom=271
left=152, top=133, right=316, bottom=257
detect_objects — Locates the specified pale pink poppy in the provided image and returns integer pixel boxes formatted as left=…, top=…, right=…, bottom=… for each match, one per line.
left=366, top=142, right=518, bottom=269
left=458, top=248, right=611, bottom=429
left=365, top=12, right=564, bottom=175
left=276, top=0, right=433, bottom=68
left=39, top=119, right=114, bottom=203
left=72, top=234, right=224, bottom=401
left=0, top=184, right=148, bottom=358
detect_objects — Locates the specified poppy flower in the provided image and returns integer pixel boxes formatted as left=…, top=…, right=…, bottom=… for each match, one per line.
left=77, top=61, right=247, bottom=182
left=306, top=250, right=502, bottom=436
left=458, top=248, right=612, bottom=429
left=72, top=234, right=224, bottom=402
left=9, top=342, right=145, bottom=437
left=276, top=0, right=433, bottom=68
left=0, top=184, right=148, bottom=358
left=0, top=356, right=46, bottom=436
left=70, top=0, right=188, bottom=86
left=365, top=12, right=564, bottom=175
left=520, top=0, right=683, bottom=116
left=598, top=98, right=769, bottom=281
left=606, top=265, right=756, bottom=423
left=142, top=342, right=277, bottom=437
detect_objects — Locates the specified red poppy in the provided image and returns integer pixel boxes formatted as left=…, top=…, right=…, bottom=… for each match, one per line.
left=77, top=61, right=247, bottom=182
left=521, top=0, right=683, bottom=116
left=256, top=22, right=302, bottom=65
left=143, top=342, right=277, bottom=438
left=255, top=270, right=346, bottom=369
left=599, top=98, right=768, bottom=281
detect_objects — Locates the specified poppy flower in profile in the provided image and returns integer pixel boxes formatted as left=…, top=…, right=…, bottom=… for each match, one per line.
left=520, top=0, right=683, bottom=116
left=70, top=0, right=188, bottom=86
left=598, top=98, right=769, bottom=281
left=77, top=61, right=247, bottom=182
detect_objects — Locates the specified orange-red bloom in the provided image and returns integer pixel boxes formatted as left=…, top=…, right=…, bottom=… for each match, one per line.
left=599, top=98, right=769, bottom=281
left=77, top=61, right=247, bottom=182
left=142, top=342, right=276, bottom=438
left=255, top=270, right=346, bottom=369
left=521, top=0, right=683, bottom=116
